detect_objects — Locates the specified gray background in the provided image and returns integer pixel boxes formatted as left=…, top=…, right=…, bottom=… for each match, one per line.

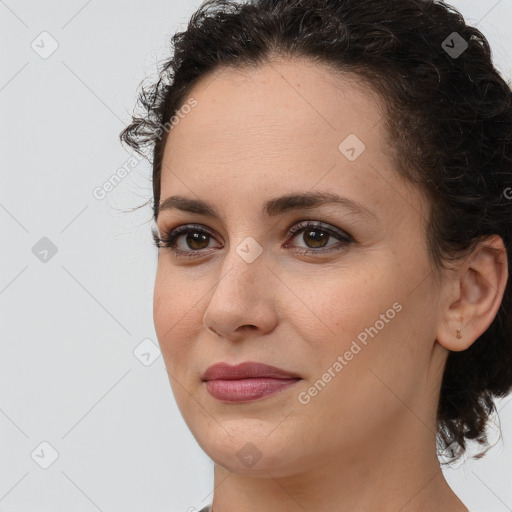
left=0, top=1, right=511, bottom=511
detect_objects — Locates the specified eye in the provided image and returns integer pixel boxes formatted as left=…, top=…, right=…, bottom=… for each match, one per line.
left=283, top=220, right=353, bottom=254
left=152, top=221, right=353, bottom=259
left=152, top=224, right=217, bottom=259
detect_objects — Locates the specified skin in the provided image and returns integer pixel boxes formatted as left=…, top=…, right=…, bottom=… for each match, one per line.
left=153, top=57, right=508, bottom=512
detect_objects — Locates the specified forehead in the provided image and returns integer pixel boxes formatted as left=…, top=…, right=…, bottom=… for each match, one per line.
left=158, top=58, right=425, bottom=223
left=165, top=58, right=386, bottom=155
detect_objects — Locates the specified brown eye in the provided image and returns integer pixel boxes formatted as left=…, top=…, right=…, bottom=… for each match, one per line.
left=300, top=227, right=330, bottom=248
left=284, top=221, right=353, bottom=255
left=152, top=224, right=220, bottom=258
left=183, top=230, right=211, bottom=250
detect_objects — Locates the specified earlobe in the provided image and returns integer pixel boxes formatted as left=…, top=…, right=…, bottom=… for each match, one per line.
left=436, top=235, right=509, bottom=353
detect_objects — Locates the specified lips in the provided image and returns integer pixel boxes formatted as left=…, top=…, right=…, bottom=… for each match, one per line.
left=202, top=361, right=301, bottom=403
left=201, top=361, right=301, bottom=381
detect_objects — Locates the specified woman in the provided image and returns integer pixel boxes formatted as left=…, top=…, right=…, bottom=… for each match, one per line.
left=120, top=0, right=512, bottom=510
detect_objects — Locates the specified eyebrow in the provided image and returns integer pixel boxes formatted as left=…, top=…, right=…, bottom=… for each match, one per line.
left=157, top=191, right=379, bottom=222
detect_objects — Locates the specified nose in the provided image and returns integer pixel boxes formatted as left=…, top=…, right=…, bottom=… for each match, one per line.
left=202, top=246, right=278, bottom=341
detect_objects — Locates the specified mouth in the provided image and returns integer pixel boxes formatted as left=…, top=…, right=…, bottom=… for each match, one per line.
left=201, top=361, right=301, bottom=403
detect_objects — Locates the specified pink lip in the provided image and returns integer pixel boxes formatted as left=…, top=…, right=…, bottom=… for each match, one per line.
left=201, top=361, right=301, bottom=380
left=205, top=378, right=299, bottom=403
left=202, top=362, right=301, bottom=403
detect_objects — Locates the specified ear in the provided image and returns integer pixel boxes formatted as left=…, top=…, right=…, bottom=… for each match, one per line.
left=436, top=235, right=509, bottom=352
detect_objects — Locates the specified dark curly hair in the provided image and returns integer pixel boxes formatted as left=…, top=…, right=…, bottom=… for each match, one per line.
left=119, top=0, right=512, bottom=465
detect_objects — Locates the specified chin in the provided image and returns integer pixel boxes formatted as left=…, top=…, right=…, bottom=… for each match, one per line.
left=194, top=426, right=307, bottom=477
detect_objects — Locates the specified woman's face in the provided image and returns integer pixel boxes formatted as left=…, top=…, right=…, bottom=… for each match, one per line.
left=153, top=58, right=446, bottom=476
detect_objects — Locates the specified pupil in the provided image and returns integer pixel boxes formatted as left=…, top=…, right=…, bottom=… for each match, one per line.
left=304, top=229, right=328, bottom=248
left=187, top=232, right=209, bottom=250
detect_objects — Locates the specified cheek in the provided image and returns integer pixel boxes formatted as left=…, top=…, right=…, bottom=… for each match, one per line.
left=291, top=271, right=422, bottom=439
left=284, top=263, right=393, bottom=349
left=153, top=264, right=202, bottom=364
left=153, top=287, right=205, bottom=419
left=290, top=259, right=424, bottom=392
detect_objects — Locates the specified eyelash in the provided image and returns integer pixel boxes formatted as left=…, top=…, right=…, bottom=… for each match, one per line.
left=152, top=221, right=353, bottom=259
